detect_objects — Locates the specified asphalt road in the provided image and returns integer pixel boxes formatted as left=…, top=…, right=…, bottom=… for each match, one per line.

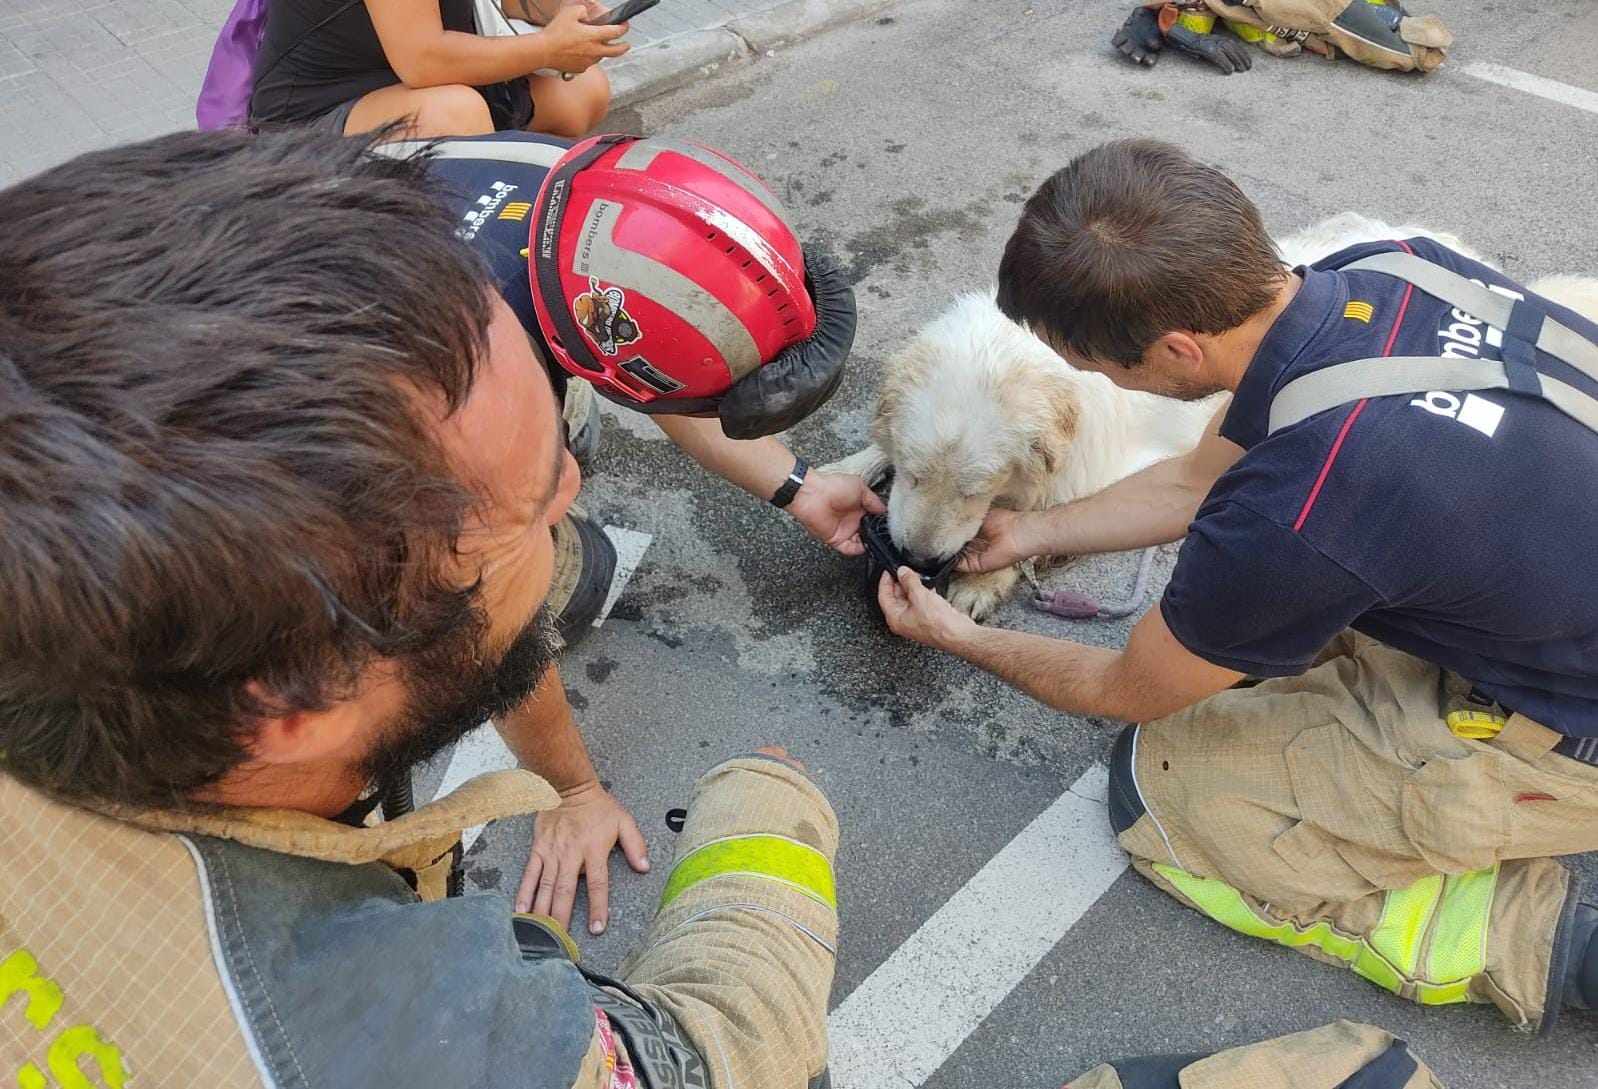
left=442, top=1, right=1598, bottom=1084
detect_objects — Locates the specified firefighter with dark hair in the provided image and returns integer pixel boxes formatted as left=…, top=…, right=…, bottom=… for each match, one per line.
left=399, top=130, right=877, bottom=933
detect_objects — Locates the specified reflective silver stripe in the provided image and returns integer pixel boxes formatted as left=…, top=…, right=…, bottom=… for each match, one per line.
left=1540, top=373, right=1598, bottom=435
left=614, top=137, right=790, bottom=224
left=1344, top=251, right=1598, bottom=383
left=573, top=199, right=760, bottom=380
left=175, top=836, right=280, bottom=1089
left=375, top=138, right=567, bottom=168
left=1268, top=356, right=1511, bottom=435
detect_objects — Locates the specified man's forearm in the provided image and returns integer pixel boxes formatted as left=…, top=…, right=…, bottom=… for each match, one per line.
left=652, top=413, right=793, bottom=500
left=944, top=625, right=1135, bottom=720
left=494, top=663, right=598, bottom=793
left=1031, top=455, right=1206, bottom=558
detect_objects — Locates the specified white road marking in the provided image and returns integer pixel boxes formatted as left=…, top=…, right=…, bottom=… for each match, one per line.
left=597, top=526, right=652, bottom=627
left=1462, top=63, right=1598, bottom=118
left=827, top=764, right=1128, bottom=1088
left=434, top=727, right=520, bottom=852
left=432, top=525, right=651, bottom=848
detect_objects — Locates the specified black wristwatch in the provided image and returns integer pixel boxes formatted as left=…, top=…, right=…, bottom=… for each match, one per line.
left=769, top=457, right=808, bottom=508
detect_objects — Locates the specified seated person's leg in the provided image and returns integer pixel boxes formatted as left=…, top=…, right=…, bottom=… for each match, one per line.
left=527, top=67, right=611, bottom=138
left=344, top=83, right=495, bottom=139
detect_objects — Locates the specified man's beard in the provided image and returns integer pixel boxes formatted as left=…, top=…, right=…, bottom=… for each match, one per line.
left=358, top=605, right=560, bottom=789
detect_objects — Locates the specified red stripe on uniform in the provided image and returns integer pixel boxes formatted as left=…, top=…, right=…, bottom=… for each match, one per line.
left=1291, top=239, right=1415, bottom=532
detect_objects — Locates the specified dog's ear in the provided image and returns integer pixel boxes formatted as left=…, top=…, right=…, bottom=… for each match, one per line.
left=1028, top=376, right=1081, bottom=475
left=871, top=339, right=935, bottom=452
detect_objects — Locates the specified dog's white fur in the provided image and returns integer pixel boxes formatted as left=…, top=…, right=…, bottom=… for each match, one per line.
left=830, top=213, right=1598, bottom=620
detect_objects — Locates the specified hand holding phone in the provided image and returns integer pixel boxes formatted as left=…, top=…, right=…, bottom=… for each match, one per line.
left=587, top=0, right=659, bottom=25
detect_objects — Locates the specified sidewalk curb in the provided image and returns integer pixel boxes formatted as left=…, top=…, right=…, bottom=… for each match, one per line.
left=609, top=0, right=894, bottom=107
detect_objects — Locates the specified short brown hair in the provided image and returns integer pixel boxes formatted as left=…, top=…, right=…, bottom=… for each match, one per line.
left=0, top=128, right=498, bottom=808
left=997, top=139, right=1283, bottom=365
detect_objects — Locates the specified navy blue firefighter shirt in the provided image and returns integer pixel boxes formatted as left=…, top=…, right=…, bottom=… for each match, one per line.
left=1161, top=237, right=1598, bottom=736
left=420, top=132, right=572, bottom=398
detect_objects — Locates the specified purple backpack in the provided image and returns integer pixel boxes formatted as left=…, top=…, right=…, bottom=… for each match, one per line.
left=195, top=0, right=269, bottom=130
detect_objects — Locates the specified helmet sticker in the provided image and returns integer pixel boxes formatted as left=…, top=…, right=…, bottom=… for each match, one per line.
left=573, top=276, right=642, bottom=356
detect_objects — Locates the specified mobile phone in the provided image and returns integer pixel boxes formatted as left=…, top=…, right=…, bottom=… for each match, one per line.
left=589, top=0, right=659, bottom=24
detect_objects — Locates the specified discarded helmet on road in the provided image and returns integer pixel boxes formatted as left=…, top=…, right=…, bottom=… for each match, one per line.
left=529, top=134, right=856, bottom=439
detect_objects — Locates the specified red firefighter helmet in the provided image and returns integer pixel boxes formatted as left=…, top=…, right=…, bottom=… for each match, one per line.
left=529, top=134, right=818, bottom=413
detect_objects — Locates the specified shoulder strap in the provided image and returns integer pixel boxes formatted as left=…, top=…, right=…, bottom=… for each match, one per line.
left=1266, top=252, right=1598, bottom=437
left=1342, top=251, right=1598, bottom=382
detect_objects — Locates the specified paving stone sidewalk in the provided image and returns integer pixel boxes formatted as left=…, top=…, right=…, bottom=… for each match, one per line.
left=0, top=0, right=859, bottom=186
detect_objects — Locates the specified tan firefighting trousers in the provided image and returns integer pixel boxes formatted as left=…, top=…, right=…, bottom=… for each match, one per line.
left=1201, top=0, right=1452, bottom=71
left=1069, top=1021, right=1443, bottom=1088
left=1, top=756, right=837, bottom=1089
left=1118, top=634, right=1598, bottom=1030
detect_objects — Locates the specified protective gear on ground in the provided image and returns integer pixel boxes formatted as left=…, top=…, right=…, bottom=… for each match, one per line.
left=0, top=753, right=838, bottom=1089
left=1201, top=0, right=1451, bottom=71
left=1162, top=8, right=1253, bottom=73
left=548, top=507, right=618, bottom=649
left=1112, top=5, right=1166, bottom=65
left=1114, top=633, right=1598, bottom=1032
left=1116, top=0, right=1450, bottom=74
left=530, top=135, right=856, bottom=437
left=1067, top=1021, right=1443, bottom=1088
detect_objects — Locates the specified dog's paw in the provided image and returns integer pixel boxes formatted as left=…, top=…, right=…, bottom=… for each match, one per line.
left=946, top=568, right=1020, bottom=622
left=821, top=444, right=891, bottom=487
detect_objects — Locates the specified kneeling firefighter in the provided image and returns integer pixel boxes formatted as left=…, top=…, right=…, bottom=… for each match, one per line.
left=0, top=127, right=839, bottom=1089
left=378, top=130, right=878, bottom=937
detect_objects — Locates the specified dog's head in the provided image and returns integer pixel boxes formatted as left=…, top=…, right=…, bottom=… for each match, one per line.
left=871, top=294, right=1079, bottom=565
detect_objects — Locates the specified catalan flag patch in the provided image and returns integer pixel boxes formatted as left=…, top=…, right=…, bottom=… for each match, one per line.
left=1344, top=300, right=1375, bottom=323
left=498, top=201, right=533, bottom=222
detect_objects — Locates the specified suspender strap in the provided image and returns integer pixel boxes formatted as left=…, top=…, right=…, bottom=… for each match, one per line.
left=1342, top=252, right=1598, bottom=383
left=1266, top=252, right=1598, bottom=437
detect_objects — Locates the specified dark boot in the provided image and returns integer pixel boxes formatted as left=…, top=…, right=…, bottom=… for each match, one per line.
left=547, top=508, right=617, bottom=649
left=1558, top=898, right=1598, bottom=1011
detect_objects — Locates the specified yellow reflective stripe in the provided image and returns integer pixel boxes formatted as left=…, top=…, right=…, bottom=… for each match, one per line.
left=1176, top=10, right=1216, bottom=33
left=1417, top=979, right=1472, bottom=1005
left=1370, top=875, right=1443, bottom=977
left=1424, top=865, right=1498, bottom=985
left=1153, top=864, right=1404, bottom=994
left=1227, top=20, right=1271, bottom=43
left=662, top=834, right=835, bottom=910
left=1446, top=709, right=1506, bottom=740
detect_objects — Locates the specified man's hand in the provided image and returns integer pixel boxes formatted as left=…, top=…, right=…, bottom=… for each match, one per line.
left=517, top=780, right=648, bottom=935
left=878, top=567, right=979, bottom=651
left=957, top=508, right=1050, bottom=574
left=788, top=471, right=886, bottom=556
left=538, top=2, right=630, bottom=73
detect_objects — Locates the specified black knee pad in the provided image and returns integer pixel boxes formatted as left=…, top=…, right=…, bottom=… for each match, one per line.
left=1107, top=723, right=1147, bottom=837
left=1106, top=1054, right=1206, bottom=1089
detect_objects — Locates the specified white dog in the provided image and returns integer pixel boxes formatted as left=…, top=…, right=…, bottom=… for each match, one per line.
left=830, top=214, right=1598, bottom=621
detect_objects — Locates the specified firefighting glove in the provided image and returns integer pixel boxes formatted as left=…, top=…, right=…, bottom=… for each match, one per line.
left=1112, top=5, right=1165, bottom=66
left=1166, top=23, right=1253, bottom=73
